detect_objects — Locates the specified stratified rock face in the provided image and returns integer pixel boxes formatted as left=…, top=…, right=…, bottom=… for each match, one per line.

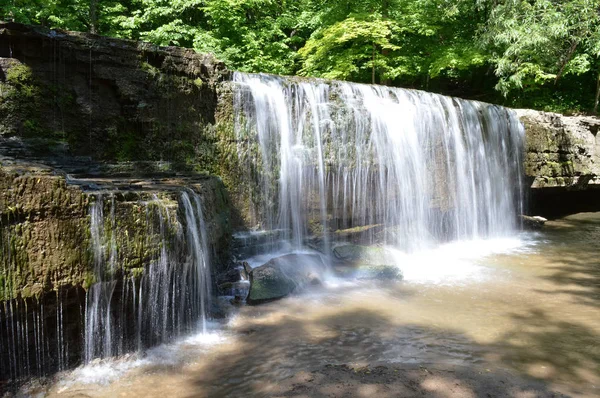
left=516, top=110, right=600, bottom=217
left=0, top=22, right=228, bottom=167
left=0, top=160, right=91, bottom=301
left=0, top=22, right=235, bottom=382
left=0, top=159, right=230, bottom=302
left=517, top=109, right=600, bottom=188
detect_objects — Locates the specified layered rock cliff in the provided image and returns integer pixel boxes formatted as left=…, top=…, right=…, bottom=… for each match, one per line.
left=517, top=110, right=600, bottom=216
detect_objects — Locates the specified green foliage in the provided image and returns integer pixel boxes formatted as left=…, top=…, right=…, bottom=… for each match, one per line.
left=299, top=16, right=401, bottom=81
left=3, top=0, right=600, bottom=112
left=481, top=0, right=600, bottom=98
left=0, top=64, right=45, bottom=137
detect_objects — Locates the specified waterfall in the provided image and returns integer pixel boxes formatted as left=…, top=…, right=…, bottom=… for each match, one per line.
left=180, top=191, right=212, bottom=334
left=0, top=285, right=77, bottom=381
left=83, top=190, right=212, bottom=363
left=233, top=72, right=525, bottom=252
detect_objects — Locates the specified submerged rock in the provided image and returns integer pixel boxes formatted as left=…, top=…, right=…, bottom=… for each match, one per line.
left=521, top=215, right=548, bottom=230
left=332, top=244, right=402, bottom=280
left=333, top=264, right=403, bottom=280
left=247, top=254, right=327, bottom=305
left=332, top=244, right=394, bottom=265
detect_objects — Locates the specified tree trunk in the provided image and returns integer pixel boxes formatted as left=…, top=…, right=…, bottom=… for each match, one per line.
left=90, top=0, right=98, bottom=34
left=555, top=40, right=578, bottom=84
left=372, top=44, right=376, bottom=84
left=380, top=0, right=390, bottom=86
left=594, top=69, right=600, bottom=114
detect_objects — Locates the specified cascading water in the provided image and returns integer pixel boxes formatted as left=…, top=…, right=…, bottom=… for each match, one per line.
left=233, top=72, right=524, bottom=253
left=83, top=190, right=212, bottom=363
left=0, top=218, right=81, bottom=381
left=0, top=188, right=214, bottom=380
left=180, top=191, right=212, bottom=335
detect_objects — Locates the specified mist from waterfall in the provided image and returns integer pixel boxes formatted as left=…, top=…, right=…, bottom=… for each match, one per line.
left=233, top=72, right=525, bottom=253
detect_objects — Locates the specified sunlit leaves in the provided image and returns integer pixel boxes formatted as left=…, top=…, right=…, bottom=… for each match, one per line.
left=481, top=0, right=600, bottom=96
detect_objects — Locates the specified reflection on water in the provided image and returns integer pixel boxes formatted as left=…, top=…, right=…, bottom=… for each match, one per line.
left=42, top=213, right=600, bottom=397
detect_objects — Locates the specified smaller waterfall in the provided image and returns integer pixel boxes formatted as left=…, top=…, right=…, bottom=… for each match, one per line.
left=180, top=191, right=212, bottom=334
left=83, top=190, right=212, bottom=363
left=84, top=194, right=119, bottom=362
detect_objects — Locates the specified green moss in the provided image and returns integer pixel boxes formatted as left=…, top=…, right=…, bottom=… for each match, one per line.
left=5, top=64, right=38, bottom=96
left=130, top=267, right=145, bottom=279
left=141, top=61, right=160, bottom=78
left=247, top=268, right=297, bottom=303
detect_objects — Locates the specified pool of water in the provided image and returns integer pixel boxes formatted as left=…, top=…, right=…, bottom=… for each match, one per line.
left=37, top=213, right=600, bottom=397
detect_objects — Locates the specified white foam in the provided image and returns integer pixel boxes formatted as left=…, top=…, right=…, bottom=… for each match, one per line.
left=388, top=235, right=532, bottom=284
left=58, top=354, right=146, bottom=387
left=56, top=322, right=228, bottom=389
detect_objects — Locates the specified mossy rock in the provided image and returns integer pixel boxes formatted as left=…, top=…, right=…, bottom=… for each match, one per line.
left=333, top=264, right=403, bottom=281
left=247, top=254, right=326, bottom=305
left=332, top=244, right=394, bottom=266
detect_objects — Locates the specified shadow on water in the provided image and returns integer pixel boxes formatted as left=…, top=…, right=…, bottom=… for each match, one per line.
left=45, top=284, right=600, bottom=397
left=532, top=214, right=600, bottom=308
left=537, top=255, right=600, bottom=308
left=180, top=306, right=598, bottom=397
left=498, top=309, right=600, bottom=392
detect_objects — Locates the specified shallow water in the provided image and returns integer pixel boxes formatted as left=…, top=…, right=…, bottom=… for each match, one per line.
left=40, top=213, right=600, bottom=397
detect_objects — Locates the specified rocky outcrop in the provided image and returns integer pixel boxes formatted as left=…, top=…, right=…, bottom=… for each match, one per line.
left=517, top=110, right=600, bottom=188
left=0, top=157, right=231, bottom=301
left=520, top=215, right=547, bottom=230
left=516, top=110, right=600, bottom=217
left=0, top=22, right=228, bottom=167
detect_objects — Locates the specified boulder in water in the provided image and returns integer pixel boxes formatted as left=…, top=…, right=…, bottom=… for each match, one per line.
left=333, top=244, right=394, bottom=265
left=333, top=264, right=403, bottom=280
left=332, top=244, right=402, bottom=280
left=521, top=215, right=547, bottom=230
left=247, top=254, right=327, bottom=304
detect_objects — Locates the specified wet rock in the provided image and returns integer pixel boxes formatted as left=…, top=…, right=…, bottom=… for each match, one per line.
left=216, top=261, right=252, bottom=296
left=217, top=265, right=247, bottom=285
left=332, top=244, right=402, bottom=280
left=217, top=281, right=250, bottom=297
left=333, top=224, right=385, bottom=244
left=332, top=244, right=394, bottom=266
left=230, top=295, right=244, bottom=306
left=521, top=215, right=547, bottom=230
left=241, top=261, right=252, bottom=279
left=247, top=254, right=327, bottom=305
left=333, top=264, right=403, bottom=281
left=231, top=229, right=291, bottom=258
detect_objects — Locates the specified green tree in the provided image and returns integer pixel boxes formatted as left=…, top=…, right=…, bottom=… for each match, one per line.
left=299, top=0, right=487, bottom=86
left=481, top=0, right=600, bottom=111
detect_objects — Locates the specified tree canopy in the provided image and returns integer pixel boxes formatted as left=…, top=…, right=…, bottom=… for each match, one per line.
left=3, top=0, right=600, bottom=113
